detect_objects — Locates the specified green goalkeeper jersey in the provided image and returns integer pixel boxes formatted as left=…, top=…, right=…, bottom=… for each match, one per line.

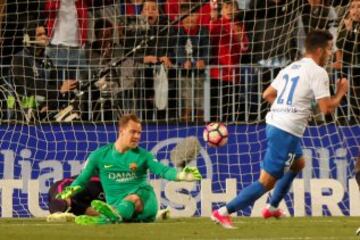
left=71, top=143, right=178, bottom=205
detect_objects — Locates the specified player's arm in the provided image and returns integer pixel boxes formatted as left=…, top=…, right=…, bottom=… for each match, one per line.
left=57, top=155, right=98, bottom=199
left=146, top=153, right=201, bottom=181
left=262, top=85, right=277, bottom=104
left=317, top=78, right=348, bottom=115
left=263, top=70, right=282, bottom=104
left=71, top=156, right=97, bottom=188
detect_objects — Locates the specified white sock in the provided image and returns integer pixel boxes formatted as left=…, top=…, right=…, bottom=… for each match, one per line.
left=218, top=206, right=229, bottom=216
left=267, top=204, right=277, bottom=212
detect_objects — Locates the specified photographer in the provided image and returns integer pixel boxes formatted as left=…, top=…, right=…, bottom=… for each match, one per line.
left=10, top=21, right=76, bottom=122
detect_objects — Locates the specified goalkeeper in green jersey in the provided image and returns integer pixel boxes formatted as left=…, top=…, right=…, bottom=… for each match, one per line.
left=57, top=113, right=202, bottom=225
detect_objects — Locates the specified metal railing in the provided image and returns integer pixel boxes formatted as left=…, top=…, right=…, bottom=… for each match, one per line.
left=0, top=64, right=355, bottom=123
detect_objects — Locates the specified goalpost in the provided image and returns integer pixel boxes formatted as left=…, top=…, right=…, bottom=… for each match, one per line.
left=0, top=0, right=359, bottom=218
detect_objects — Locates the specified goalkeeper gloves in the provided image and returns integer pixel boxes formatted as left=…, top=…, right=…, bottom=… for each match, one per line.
left=177, top=166, right=202, bottom=181
left=56, top=185, right=81, bottom=200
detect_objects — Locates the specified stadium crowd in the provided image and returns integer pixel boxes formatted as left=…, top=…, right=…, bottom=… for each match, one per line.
left=0, top=0, right=359, bottom=123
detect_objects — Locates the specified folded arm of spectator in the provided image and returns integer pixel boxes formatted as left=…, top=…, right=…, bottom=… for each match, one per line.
left=332, top=50, right=343, bottom=70
left=143, top=55, right=158, bottom=64
left=59, top=80, right=78, bottom=95
left=159, top=56, right=173, bottom=68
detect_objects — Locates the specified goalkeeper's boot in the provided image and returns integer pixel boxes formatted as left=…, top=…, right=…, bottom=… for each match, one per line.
left=211, top=210, right=236, bottom=229
left=46, top=212, right=76, bottom=222
left=261, top=206, right=286, bottom=219
left=91, top=200, right=122, bottom=223
left=356, top=227, right=360, bottom=236
left=75, top=214, right=112, bottom=225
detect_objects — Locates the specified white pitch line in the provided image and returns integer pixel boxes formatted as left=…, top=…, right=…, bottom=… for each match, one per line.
left=181, top=238, right=353, bottom=240
left=0, top=224, right=356, bottom=240
left=0, top=223, right=70, bottom=226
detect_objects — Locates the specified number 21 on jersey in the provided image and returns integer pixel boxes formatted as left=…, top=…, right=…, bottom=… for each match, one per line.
left=277, top=74, right=299, bottom=105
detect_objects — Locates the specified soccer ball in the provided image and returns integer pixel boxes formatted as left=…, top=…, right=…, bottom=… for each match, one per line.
left=203, top=122, right=228, bottom=147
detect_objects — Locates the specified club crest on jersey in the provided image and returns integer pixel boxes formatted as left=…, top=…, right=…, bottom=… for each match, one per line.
left=129, top=163, right=137, bottom=171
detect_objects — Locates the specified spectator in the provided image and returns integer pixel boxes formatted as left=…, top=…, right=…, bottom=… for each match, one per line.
left=164, top=0, right=212, bottom=26
left=0, top=2, right=7, bottom=122
left=131, top=0, right=176, bottom=121
left=301, top=0, right=349, bottom=35
left=44, top=0, right=88, bottom=82
left=164, top=0, right=188, bottom=21
left=85, top=18, right=137, bottom=120
left=175, top=2, right=210, bottom=122
left=10, top=21, right=77, bottom=122
left=120, top=0, right=144, bottom=16
left=248, top=0, right=300, bottom=66
left=209, top=0, right=249, bottom=122
left=247, top=0, right=301, bottom=120
left=0, top=1, right=46, bottom=66
left=335, top=0, right=360, bottom=123
left=0, top=0, right=5, bottom=46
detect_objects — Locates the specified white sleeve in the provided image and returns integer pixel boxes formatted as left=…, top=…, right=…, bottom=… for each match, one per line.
left=271, top=70, right=283, bottom=91
left=311, top=68, right=331, bottom=100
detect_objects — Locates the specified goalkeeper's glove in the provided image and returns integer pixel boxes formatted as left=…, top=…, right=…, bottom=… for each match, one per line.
left=177, top=166, right=202, bottom=181
left=56, top=185, right=81, bottom=200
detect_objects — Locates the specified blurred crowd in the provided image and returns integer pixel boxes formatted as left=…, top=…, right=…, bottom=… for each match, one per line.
left=0, top=0, right=359, bottom=124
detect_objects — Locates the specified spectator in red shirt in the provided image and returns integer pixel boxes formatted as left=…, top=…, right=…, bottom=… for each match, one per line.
left=208, top=0, right=249, bottom=122
left=164, top=0, right=187, bottom=21
left=163, top=0, right=212, bottom=26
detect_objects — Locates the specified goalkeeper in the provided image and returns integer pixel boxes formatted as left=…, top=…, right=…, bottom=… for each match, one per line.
left=57, top=113, right=202, bottom=225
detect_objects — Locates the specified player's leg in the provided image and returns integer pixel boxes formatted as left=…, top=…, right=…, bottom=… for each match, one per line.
left=263, top=143, right=304, bottom=219
left=73, top=179, right=104, bottom=216
left=211, top=169, right=274, bottom=228
left=90, top=192, right=144, bottom=223
left=226, top=169, right=276, bottom=213
left=74, top=200, right=119, bottom=225
left=212, top=125, right=297, bottom=228
left=262, top=158, right=305, bottom=218
left=74, top=214, right=112, bottom=225
left=131, top=188, right=158, bottom=222
left=116, top=194, right=142, bottom=220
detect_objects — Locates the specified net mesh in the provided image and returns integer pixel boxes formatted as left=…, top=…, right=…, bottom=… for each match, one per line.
left=0, top=0, right=359, bottom=217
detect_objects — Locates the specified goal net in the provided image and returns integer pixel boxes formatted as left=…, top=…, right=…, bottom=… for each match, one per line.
left=0, top=0, right=359, bottom=218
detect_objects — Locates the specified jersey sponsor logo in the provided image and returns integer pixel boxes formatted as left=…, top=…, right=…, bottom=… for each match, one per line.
left=108, top=172, right=137, bottom=182
left=129, top=163, right=137, bottom=171
left=271, top=106, right=298, bottom=113
left=104, top=164, right=113, bottom=169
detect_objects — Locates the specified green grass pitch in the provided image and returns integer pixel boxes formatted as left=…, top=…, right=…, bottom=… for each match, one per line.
left=1, top=217, right=360, bottom=240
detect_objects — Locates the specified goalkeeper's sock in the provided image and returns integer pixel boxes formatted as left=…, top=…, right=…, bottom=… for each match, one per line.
left=269, top=171, right=297, bottom=208
left=226, top=181, right=267, bottom=214
left=115, top=200, right=135, bottom=220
